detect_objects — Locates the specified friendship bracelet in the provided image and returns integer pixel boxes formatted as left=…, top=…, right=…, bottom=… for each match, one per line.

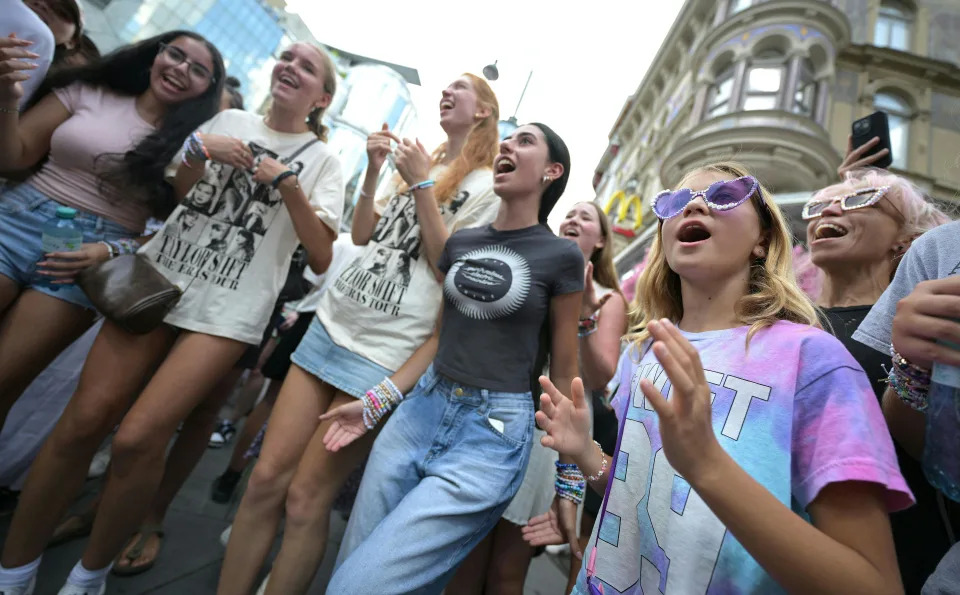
left=578, top=313, right=599, bottom=334
left=358, top=189, right=373, bottom=200
left=271, top=170, right=298, bottom=189
left=585, top=440, right=608, bottom=482
left=888, top=367, right=928, bottom=411
left=107, top=238, right=140, bottom=256
left=361, top=377, right=405, bottom=430
left=98, top=241, right=116, bottom=260
left=555, top=460, right=586, bottom=505
left=409, top=179, right=435, bottom=192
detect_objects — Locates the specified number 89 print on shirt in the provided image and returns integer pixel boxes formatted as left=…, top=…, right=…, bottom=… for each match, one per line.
left=576, top=322, right=913, bottom=595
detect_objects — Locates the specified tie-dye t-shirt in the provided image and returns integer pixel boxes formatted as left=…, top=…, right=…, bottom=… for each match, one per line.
left=578, top=321, right=913, bottom=595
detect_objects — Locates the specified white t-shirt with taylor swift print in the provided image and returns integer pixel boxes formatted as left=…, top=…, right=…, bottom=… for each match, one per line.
left=315, top=165, right=499, bottom=371
left=140, top=109, right=344, bottom=344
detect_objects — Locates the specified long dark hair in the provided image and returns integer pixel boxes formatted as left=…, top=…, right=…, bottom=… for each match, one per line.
left=37, top=31, right=225, bottom=220
left=223, top=76, right=244, bottom=110
left=531, top=122, right=570, bottom=225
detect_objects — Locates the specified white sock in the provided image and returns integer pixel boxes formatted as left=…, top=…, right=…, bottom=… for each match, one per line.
left=66, top=560, right=112, bottom=587
left=0, top=557, right=41, bottom=587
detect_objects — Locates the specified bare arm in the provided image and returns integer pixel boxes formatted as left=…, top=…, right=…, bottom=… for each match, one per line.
left=549, top=291, right=582, bottom=406
left=578, top=292, right=627, bottom=391
left=0, top=92, right=69, bottom=172
left=350, top=167, right=382, bottom=245
left=410, top=185, right=449, bottom=271
left=276, top=176, right=336, bottom=274
left=882, top=386, right=925, bottom=460
left=695, top=455, right=902, bottom=594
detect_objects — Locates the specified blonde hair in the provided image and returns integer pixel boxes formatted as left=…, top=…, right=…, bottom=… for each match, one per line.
left=396, top=73, right=500, bottom=202
left=626, top=162, right=819, bottom=350
left=305, top=44, right=337, bottom=143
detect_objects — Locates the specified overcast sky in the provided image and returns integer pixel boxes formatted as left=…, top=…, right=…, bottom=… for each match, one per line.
left=290, top=0, right=683, bottom=225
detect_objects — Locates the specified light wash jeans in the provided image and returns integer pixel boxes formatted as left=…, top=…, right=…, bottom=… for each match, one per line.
left=328, top=365, right=534, bottom=595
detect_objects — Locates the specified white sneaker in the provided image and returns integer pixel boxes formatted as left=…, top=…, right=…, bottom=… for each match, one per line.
left=87, top=448, right=111, bottom=479
left=56, top=580, right=105, bottom=595
left=219, top=524, right=232, bottom=547
left=0, top=575, right=36, bottom=595
left=255, top=574, right=270, bottom=595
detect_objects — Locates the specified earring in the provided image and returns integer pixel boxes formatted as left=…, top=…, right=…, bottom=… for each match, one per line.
left=542, top=175, right=551, bottom=184
left=756, top=249, right=766, bottom=259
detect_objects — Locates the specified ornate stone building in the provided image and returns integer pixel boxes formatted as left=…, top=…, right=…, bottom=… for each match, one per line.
left=596, top=0, right=960, bottom=273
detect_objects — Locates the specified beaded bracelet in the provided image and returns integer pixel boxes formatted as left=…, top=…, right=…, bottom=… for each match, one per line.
left=106, top=238, right=140, bottom=256
left=409, top=179, right=435, bottom=192
left=585, top=440, right=608, bottom=482
left=555, top=461, right=586, bottom=505
left=578, top=313, right=599, bottom=337
left=361, top=377, right=404, bottom=430
left=181, top=132, right=209, bottom=168
left=888, top=367, right=928, bottom=411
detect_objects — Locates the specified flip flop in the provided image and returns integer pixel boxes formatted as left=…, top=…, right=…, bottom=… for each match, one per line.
left=48, top=509, right=96, bottom=547
left=111, top=524, right=164, bottom=577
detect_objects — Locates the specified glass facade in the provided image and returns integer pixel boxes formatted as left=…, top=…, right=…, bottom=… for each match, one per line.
left=83, top=0, right=285, bottom=107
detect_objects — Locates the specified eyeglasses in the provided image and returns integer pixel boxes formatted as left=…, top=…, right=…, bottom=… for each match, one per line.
left=158, top=43, right=216, bottom=85
left=652, top=175, right=760, bottom=220
left=801, top=186, right=891, bottom=220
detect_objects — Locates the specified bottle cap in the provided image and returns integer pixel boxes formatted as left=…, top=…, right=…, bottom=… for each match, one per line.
left=56, top=206, right=78, bottom=219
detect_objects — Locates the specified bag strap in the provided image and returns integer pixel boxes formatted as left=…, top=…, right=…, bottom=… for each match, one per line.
left=281, top=138, right=320, bottom=165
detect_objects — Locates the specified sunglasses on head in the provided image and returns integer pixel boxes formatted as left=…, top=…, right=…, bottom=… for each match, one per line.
left=801, top=186, right=891, bottom=220
left=652, top=175, right=760, bottom=220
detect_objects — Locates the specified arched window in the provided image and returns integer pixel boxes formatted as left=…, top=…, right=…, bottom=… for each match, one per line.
left=707, top=65, right=735, bottom=118
left=728, top=0, right=756, bottom=16
left=874, top=92, right=911, bottom=169
left=743, top=49, right=786, bottom=111
left=875, top=0, right=913, bottom=51
left=792, top=59, right=817, bottom=117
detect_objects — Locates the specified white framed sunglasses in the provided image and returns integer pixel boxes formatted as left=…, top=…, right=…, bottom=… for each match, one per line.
left=802, top=186, right=891, bottom=220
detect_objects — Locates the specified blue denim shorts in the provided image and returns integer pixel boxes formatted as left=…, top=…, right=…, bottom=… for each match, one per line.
left=291, top=316, right=393, bottom=398
left=0, top=184, right=135, bottom=310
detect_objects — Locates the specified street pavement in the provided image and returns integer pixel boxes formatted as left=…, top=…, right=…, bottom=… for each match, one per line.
left=1, top=439, right=570, bottom=594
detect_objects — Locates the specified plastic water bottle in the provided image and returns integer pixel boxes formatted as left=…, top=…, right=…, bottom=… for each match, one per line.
left=922, top=338, right=960, bottom=503
left=37, top=206, right=83, bottom=291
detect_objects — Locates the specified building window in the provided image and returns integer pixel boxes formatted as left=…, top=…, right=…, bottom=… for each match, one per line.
left=707, top=66, right=735, bottom=118
left=742, top=49, right=786, bottom=111
left=728, top=0, right=756, bottom=15
left=874, top=92, right=911, bottom=169
left=875, top=0, right=913, bottom=51
left=792, top=59, right=817, bottom=117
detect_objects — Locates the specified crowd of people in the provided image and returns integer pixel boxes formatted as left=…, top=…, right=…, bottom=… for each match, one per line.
left=1, top=4, right=959, bottom=595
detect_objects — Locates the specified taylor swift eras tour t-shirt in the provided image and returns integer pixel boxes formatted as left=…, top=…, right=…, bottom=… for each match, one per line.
left=140, top=109, right=343, bottom=345
left=434, top=224, right=584, bottom=393
left=315, top=165, right=499, bottom=371
left=584, top=321, right=913, bottom=595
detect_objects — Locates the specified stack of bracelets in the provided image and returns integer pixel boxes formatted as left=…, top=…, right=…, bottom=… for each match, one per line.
left=555, top=461, right=586, bottom=505
left=96, top=237, right=141, bottom=259
left=361, top=377, right=405, bottom=430
left=578, top=312, right=599, bottom=337
left=888, top=346, right=931, bottom=412
left=182, top=132, right=209, bottom=167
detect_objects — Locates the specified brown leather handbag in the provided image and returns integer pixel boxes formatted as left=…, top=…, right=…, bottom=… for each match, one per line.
left=77, top=254, right=182, bottom=334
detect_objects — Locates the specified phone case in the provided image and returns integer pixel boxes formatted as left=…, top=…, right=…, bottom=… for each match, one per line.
left=851, top=111, right=894, bottom=169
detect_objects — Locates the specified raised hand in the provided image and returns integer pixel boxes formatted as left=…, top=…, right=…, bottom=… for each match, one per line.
left=252, top=157, right=290, bottom=187
left=535, top=376, right=592, bottom=458
left=837, top=134, right=890, bottom=179
left=201, top=134, right=255, bottom=171
left=580, top=262, right=611, bottom=320
left=891, top=276, right=960, bottom=370
left=366, top=123, right=400, bottom=173
left=319, top=399, right=367, bottom=452
left=639, top=319, right=724, bottom=483
left=37, top=242, right=112, bottom=284
left=0, top=35, right=40, bottom=104
left=395, top=138, right=432, bottom=187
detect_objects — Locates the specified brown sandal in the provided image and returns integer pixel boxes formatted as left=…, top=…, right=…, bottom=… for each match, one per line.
left=112, top=524, right=164, bottom=577
left=48, top=509, right=96, bottom=547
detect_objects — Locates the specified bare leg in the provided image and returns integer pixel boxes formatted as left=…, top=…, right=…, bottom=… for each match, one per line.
left=223, top=338, right=276, bottom=423
left=0, top=289, right=96, bottom=431
left=0, top=274, right=21, bottom=317
left=114, top=366, right=244, bottom=572
left=217, top=365, right=334, bottom=595
left=486, top=519, right=535, bottom=595
left=445, top=530, right=494, bottom=595
left=264, top=392, right=378, bottom=594
left=79, top=331, right=246, bottom=570
left=226, top=382, right=280, bottom=474
left=0, top=321, right=176, bottom=567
